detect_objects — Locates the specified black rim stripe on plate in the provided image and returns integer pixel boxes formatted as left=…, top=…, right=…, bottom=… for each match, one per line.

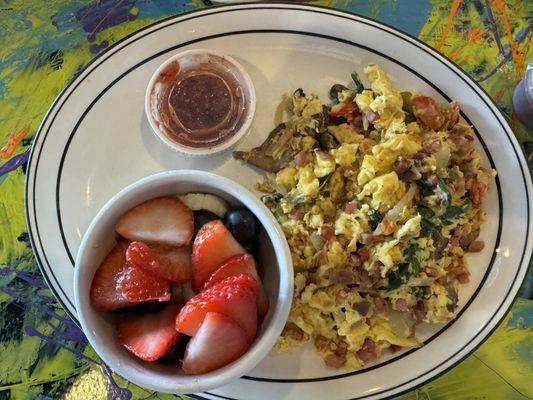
left=24, top=4, right=530, bottom=397
left=54, top=28, right=504, bottom=381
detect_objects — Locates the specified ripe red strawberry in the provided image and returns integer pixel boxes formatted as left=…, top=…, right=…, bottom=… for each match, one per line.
left=116, top=263, right=171, bottom=303
left=203, top=254, right=269, bottom=317
left=126, top=241, right=191, bottom=283
left=90, top=242, right=135, bottom=311
left=182, top=312, right=250, bottom=374
left=175, top=274, right=258, bottom=342
left=116, top=197, right=194, bottom=247
left=191, top=220, right=245, bottom=290
left=117, top=302, right=182, bottom=361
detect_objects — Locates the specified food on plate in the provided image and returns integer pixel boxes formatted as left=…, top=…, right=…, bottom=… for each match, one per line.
left=115, top=196, right=193, bottom=247
left=234, top=63, right=496, bottom=369
left=90, top=241, right=135, bottom=311
left=126, top=242, right=191, bottom=283
left=89, top=194, right=268, bottom=374
left=117, top=302, right=181, bottom=361
left=224, top=207, right=260, bottom=249
left=191, top=220, right=246, bottom=291
left=203, top=254, right=269, bottom=316
left=181, top=312, right=250, bottom=375
left=147, top=51, right=254, bottom=149
left=175, top=273, right=258, bottom=342
left=180, top=193, right=229, bottom=217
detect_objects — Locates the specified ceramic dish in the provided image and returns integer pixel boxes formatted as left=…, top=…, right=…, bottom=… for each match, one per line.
left=73, top=170, right=293, bottom=393
left=145, top=49, right=256, bottom=156
left=25, top=4, right=532, bottom=399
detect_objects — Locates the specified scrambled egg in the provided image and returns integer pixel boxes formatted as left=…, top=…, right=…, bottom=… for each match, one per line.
left=256, top=64, right=494, bottom=369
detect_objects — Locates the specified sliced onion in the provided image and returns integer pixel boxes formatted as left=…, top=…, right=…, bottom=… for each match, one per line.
left=388, top=310, right=415, bottom=338
left=434, top=145, right=451, bottom=170
left=374, top=184, right=418, bottom=234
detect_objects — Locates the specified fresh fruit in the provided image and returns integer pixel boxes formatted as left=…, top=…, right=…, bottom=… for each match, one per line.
left=193, top=210, right=219, bottom=234
left=159, top=335, right=190, bottom=364
left=191, top=220, right=246, bottom=290
left=203, top=254, right=269, bottom=316
left=126, top=241, right=191, bottom=282
left=179, top=193, right=229, bottom=217
left=115, top=197, right=193, bottom=247
left=110, top=301, right=167, bottom=315
left=182, top=312, right=249, bottom=374
left=117, top=302, right=181, bottom=361
left=224, top=208, right=259, bottom=248
left=90, top=242, right=135, bottom=311
left=116, top=264, right=171, bottom=303
left=175, top=274, right=258, bottom=342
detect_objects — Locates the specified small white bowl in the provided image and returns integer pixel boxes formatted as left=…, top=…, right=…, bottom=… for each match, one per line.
left=74, top=170, right=293, bottom=394
left=145, top=49, right=256, bottom=156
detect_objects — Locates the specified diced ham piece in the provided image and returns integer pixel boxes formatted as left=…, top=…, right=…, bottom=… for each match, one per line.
left=411, top=95, right=445, bottom=130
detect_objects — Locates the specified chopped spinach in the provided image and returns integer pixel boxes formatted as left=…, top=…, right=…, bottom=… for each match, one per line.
left=442, top=198, right=472, bottom=221
left=436, top=180, right=451, bottom=207
left=417, top=205, right=436, bottom=237
left=445, top=284, right=459, bottom=312
left=261, top=193, right=283, bottom=204
left=386, top=244, right=421, bottom=290
left=351, top=71, right=365, bottom=93
left=410, top=286, right=430, bottom=298
left=367, top=208, right=383, bottom=231
left=400, top=91, right=414, bottom=114
left=318, top=173, right=333, bottom=191
left=417, top=205, right=434, bottom=219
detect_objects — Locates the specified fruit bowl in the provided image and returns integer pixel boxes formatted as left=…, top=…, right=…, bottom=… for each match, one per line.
left=73, top=170, right=293, bottom=394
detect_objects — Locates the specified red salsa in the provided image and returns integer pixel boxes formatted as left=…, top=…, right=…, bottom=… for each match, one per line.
left=149, top=53, right=252, bottom=149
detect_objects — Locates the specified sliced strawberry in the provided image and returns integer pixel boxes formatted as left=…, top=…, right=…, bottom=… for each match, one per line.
left=90, top=242, right=135, bottom=311
left=191, top=220, right=245, bottom=290
left=116, top=197, right=194, bottom=247
left=182, top=312, right=250, bottom=374
left=176, top=274, right=258, bottom=342
left=117, top=302, right=182, bottom=361
left=203, top=254, right=269, bottom=317
left=116, top=263, right=171, bottom=303
left=126, top=241, right=191, bottom=283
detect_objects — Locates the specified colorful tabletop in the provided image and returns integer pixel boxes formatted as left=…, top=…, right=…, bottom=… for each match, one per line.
left=0, top=1, right=531, bottom=399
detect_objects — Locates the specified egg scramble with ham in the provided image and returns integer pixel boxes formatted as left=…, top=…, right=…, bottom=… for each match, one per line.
left=234, top=64, right=495, bottom=369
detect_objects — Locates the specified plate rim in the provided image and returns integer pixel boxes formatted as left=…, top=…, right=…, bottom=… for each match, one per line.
left=23, top=2, right=532, bottom=399
left=50, top=26, right=506, bottom=381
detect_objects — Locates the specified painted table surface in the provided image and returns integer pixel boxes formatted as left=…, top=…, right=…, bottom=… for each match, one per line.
left=0, top=0, right=531, bottom=399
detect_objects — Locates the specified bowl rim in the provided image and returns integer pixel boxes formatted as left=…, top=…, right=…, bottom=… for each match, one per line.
left=73, top=170, right=293, bottom=393
left=144, top=49, right=257, bottom=156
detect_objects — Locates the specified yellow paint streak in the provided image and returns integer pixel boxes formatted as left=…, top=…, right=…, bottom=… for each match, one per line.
left=0, top=125, right=30, bottom=159
left=449, top=28, right=487, bottom=60
left=491, top=0, right=524, bottom=81
left=436, top=0, right=462, bottom=51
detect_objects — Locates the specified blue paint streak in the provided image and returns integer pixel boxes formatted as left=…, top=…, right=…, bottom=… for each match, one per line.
left=1, top=267, right=133, bottom=400
left=0, top=150, right=29, bottom=177
left=135, top=0, right=199, bottom=19
left=346, top=0, right=433, bottom=37
left=507, top=303, right=533, bottom=328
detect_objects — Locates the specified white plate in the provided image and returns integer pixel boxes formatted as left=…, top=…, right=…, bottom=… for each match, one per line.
left=25, top=3, right=532, bottom=399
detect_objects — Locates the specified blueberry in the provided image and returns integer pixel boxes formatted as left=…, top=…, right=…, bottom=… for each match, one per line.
left=225, top=207, right=259, bottom=248
left=194, top=210, right=219, bottom=234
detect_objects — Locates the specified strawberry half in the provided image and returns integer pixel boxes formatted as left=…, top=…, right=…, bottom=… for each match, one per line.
left=182, top=312, right=250, bottom=375
left=116, top=263, right=171, bottom=304
left=126, top=241, right=191, bottom=283
left=175, top=274, right=258, bottom=342
left=116, top=197, right=194, bottom=247
left=191, top=220, right=245, bottom=291
left=203, top=254, right=269, bottom=317
left=117, top=302, right=182, bottom=361
left=90, top=242, right=135, bottom=311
